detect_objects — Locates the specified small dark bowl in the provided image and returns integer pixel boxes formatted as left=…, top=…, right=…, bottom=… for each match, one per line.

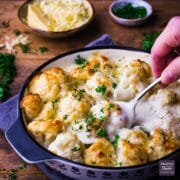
left=18, top=0, right=94, bottom=38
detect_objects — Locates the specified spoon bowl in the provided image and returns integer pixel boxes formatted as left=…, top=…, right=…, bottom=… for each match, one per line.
left=114, top=77, right=161, bottom=128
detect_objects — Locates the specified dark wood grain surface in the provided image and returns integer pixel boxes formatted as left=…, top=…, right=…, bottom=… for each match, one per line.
left=0, top=0, right=180, bottom=179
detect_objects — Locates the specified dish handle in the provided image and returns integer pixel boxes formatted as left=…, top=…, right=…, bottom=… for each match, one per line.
left=5, top=119, right=57, bottom=164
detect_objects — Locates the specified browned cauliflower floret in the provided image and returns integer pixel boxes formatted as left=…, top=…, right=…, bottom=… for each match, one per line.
left=148, top=128, right=180, bottom=161
left=29, top=67, right=67, bottom=101
left=70, top=53, right=115, bottom=81
left=86, top=72, right=112, bottom=99
left=28, top=119, right=65, bottom=147
left=56, top=90, right=94, bottom=123
left=43, top=67, right=66, bottom=83
left=21, top=93, right=43, bottom=120
left=84, top=138, right=116, bottom=166
left=117, top=140, right=148, bottom=166
left=114, top=59, right=152, bottom=101
left=35, top=102, right=56, bottom=121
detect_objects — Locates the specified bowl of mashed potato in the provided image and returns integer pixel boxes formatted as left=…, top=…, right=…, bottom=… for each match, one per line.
left=5, top=47, right=180, bottom=180
left=18, top=0, right=94, bottom=38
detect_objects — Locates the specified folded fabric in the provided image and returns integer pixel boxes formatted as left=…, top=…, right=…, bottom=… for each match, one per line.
left=0, top=34, right=115, bottom=180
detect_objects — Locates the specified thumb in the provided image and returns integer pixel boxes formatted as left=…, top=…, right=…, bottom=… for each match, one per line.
left=161, top=56, right=180, bottom=85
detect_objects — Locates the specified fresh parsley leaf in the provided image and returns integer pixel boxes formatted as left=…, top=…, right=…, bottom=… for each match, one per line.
left=141, top=32, right=160, bottom=51
left=63, top=115, right=68, bottom=120
left=39, top=47, right=48, bottom=53
left=112, top=135, right=120, bottom=148
left=13, top=29, right=21, bottom=36
left=112, top=83, right=117, bottom=89
left=109, top=103, right=115, bottom=109
left=19, top=43, right=30, bottom=53
left=71, top=147, right=80, bottom=152
left=1, top=20, right=9, bottom=28
left=92, top=64, right=99, bottom=72
left=95, top=85, right=106, bottom=94
left=86, top=114, right=96, bottom=125
left=75, top=55, right=87, bottom=66
left=96, top=128, right=107, bottom=137
left=0, top=53, right=16, bottom=101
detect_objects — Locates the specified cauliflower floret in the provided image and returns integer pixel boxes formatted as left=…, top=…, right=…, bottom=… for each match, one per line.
left=43, top=67, right=66, bottom=83
left=35, top=102, right=56, bottom=121
left=90, top=100, right=111, bottom=120
left=29, top=67, right=67, bottom=101
left=148, top=128, right=180, bottom=161
left=48, top=132, right=83, bottom=163
left=21, top=93, right=43, bottom=120
left=28, top=119, right=65, bottom=147
left=84, top=138, right=116, bottom=166
left=29, top=73, right=60, bottom=101
left=117, top=140, right=148, bottom=166
left=114, top=59, right=152, bottom=101
left=70, top=53, right=115, bottom=81
left=86, top=72, right=112, bottom=99
left=56, top=90, right=94, bottom=123
left=151, top=89, right=177, bottom=107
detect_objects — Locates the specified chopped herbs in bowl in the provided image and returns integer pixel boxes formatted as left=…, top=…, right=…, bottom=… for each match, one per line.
left=109, top=0, right=153, bottom=26
left=112, top=3, right=147, bottom=19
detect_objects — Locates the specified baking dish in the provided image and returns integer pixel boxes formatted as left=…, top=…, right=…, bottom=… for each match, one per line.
left=5, top=46, right=180, bottom=179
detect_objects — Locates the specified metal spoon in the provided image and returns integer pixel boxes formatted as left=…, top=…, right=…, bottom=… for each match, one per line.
left=114, top=77, right=161, bottom=128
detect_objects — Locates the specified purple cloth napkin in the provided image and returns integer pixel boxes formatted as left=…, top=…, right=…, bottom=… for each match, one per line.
left=0, top=34, right=115, bottom=180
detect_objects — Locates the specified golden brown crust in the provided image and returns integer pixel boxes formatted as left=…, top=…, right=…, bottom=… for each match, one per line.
left=21, top=93, right=43, bottom=120
left=84, top=138, right=116, bottom=166
left=28, top=119, right=65, bottom=147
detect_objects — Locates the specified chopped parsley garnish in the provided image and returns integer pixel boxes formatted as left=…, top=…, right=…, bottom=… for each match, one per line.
left=79, top=125, right=83, bottom=130
left=75, top=55, right=87, bottom=66
left=0, top=53, right=16, bottom=101
left=95, top=85, right=106, bottom=94
left=100, top=108, right=104, bottom=113
left=8, top=163, right=27, bottom=180
left=112, top=3, right=147, bottom=19
left=96, top=128, right=107, bottom=137
left=13, top=29, right=21, bottom=36
left=75, top=89, right=86, bottom=101
left=1, top=20, right=10, bottom=28
left=63, top=115, right=68, bottom=120
left=99, top=116, right=105, bottom=121
left=19, top=43, right=30, bottom=53
left=71, top=147, right=80, bottom=152
left=112, top=135, right=120, bottom=148
left=141, top=32, right=160, bottom=51
left=39, top=47, right=48, bottom=53
left=92, top=64, right=99, bottom=72
left=86, top=114, right=96, bottom=125
left=109, top=103, right=115, bottom=109
left=112, top=83, right=117, bottom=89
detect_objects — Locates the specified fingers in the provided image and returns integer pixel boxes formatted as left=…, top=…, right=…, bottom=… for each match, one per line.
left=161, top=56, right=180, bottom=84
left=151, top=16, right=180, bottom=77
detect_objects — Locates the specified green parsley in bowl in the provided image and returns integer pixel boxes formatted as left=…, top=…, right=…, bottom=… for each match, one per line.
left=109, top=0, right=152, bottom=26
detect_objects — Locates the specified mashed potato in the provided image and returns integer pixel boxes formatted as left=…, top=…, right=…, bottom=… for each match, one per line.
left=28, top=0, right=93, bottom=32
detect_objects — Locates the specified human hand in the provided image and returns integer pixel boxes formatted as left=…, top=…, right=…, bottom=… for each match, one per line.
left=151, top=16, right=180, bottom=85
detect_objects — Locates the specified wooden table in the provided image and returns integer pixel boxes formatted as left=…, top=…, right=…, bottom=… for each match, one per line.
left=0, top=0, right=179, bottom=179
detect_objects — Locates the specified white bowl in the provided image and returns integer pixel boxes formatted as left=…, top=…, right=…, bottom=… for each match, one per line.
left=109, top=0, right=153, bottom=26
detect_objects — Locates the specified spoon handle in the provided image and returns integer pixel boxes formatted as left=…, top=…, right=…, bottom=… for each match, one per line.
left=134, top=77, right=161, bottom=102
